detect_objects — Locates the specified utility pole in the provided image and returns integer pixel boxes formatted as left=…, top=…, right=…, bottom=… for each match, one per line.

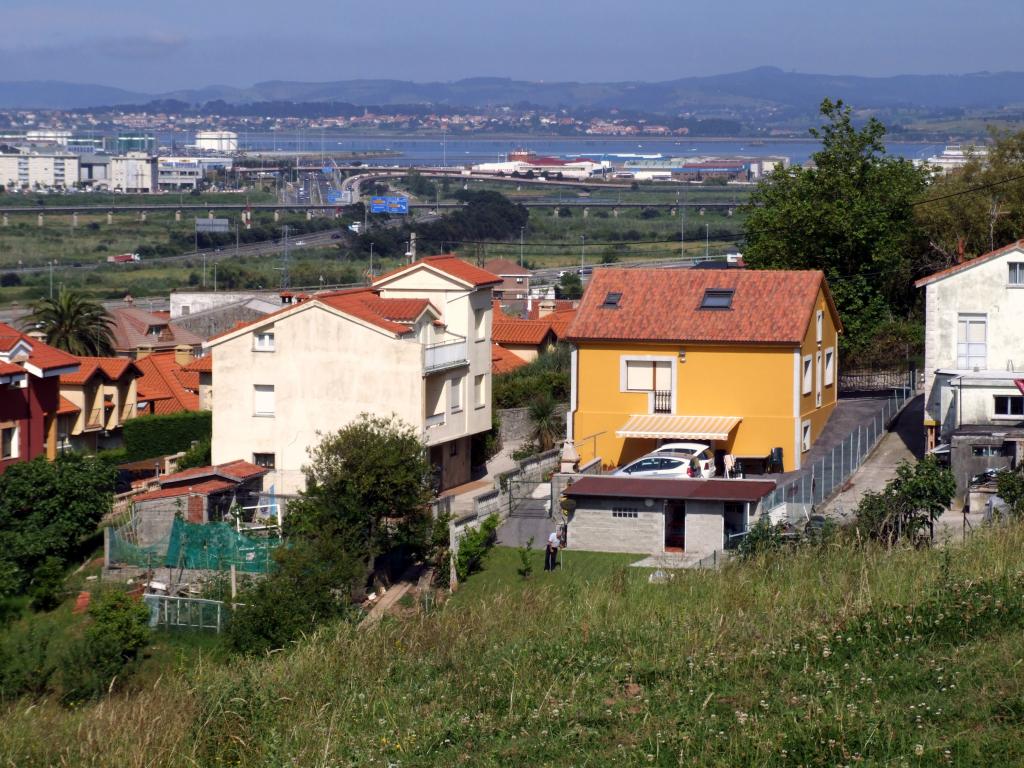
left=369, top=241, right=374, bottom=283
left=48, top=260, right=54, bottom=299
left=280, top=225, right=290, bottom=289
left=705, top=223, right=709, bottom=260
left=580, top=234, right=585, bottom=270
left=681, top=187, right=686, bottom=259
left=520, top=226, right=525, bottom=267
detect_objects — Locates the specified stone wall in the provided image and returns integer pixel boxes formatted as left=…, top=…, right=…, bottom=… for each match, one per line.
left=498, top=403, right=568, bottom=444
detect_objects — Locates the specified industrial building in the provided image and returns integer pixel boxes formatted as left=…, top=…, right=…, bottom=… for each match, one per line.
left=194, top=131, right=238, bottom=153
left=109, top=153, right=158, bottom=193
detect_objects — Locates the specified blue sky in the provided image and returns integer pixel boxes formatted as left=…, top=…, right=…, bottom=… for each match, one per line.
left=2, top=0, right=1021, bottom=92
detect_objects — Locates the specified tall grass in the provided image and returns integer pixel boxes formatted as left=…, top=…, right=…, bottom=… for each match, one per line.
left=4, top=526, right=1024, bottom=766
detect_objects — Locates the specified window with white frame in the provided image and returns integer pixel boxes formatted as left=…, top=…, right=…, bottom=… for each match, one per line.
left=816, top=309, right=823, bottom=345
left=801, top=420, right=812, bottom=452
left=802, top=355, right=813, bottom=395
left=1, top=423, right=18, bottom=460
left=474, top=308, right=486, bottom=342
left=824, top=347, right=835, bottom=386
left=449, top=375, right=463, bottom=412
left=253, top=384, right=275, bottom=416
left=253, top=330, right=275, bottom=351
left=1009, top=262, right=1024, bottom=286
left=474, top=374, right=486, bottom=408
left=956, top=314, right=987, bottom=370
left=994, top=395, right=1024, bottom=417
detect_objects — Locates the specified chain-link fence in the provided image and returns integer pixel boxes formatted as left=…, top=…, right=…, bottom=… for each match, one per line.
left=763, top=386, right=917, bottom=511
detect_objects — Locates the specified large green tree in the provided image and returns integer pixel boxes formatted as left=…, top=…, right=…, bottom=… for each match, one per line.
left=287, top=413, right=435, bottom=579
left=0, top=454, right=117, bottom=597
left=743, top=99, right=930, bottom=362
left=22, top=289, right=116, bottom=356
left=916, top=128, right=1024, bottom=263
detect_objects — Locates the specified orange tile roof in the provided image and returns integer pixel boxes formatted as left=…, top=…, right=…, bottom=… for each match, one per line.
left=161, top=460, right=268, bottom=486
left=0, top=322, right=80, bottom=374
left=547, top=311, right=577, bottom=339
left=491, top=343, right=528, bottom=375
left=133, top=479, right=236, bottom=503
left=183, top=354, right=212, bottom=373
left=0, top=360, right=25, bottom=377
left=134, top=352, right=201, bottom=415
left=526, top=300, right=578, bottom=320
left=61, top=356, right=138, bottom=385
left=914, top=239, right=1024, bottom=287
left=57, top=395, right=81, bottom=415
left=492, top=319, right=555, bottom=346
left=374, top=254, right=502, bottom=287
left=566, top=268, right=835, bottom=345
left=483, top=258, right=531, bottom=277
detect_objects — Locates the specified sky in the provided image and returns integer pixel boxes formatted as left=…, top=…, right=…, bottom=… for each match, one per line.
left=2, top=0, right=1022, bottom=93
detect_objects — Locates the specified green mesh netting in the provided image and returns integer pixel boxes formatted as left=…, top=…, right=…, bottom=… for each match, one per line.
left=109, top=518, right=279, bottom=574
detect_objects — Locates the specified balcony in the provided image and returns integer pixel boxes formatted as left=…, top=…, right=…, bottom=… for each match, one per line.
left=424, top=338, right=468, bottom=374
left=653, top=390, right=673, bottom=414
left=425, top=412, right=446, bottom=429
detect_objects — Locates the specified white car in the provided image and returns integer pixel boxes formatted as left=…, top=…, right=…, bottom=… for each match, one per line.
left=651, top=442, right=717, bottom=479
left=613, top=455, right=695, bottom=479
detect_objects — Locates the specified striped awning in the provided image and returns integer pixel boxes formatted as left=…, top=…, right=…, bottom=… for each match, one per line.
left=616, top=413, right=742, bottom=441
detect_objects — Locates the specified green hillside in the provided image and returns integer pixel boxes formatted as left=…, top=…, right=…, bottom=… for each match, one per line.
left=3, top=526, right=1024, bottom=766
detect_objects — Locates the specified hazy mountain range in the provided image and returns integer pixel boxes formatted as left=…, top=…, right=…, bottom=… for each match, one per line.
left=2, top=67, right=1024, bottom=112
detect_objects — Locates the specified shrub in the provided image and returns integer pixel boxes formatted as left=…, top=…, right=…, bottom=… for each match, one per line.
left=455, top=514, right=499, bottom=583
left=59, top=589, right=151, bottom=702
left=122, top=410, right=212, bottom=461
left=737, top=517, right=786, bottom=560
left=177, top=437, right=212, bottom=471
left=0, top=619, right=58, bottom=699
left=29, top=557, right=66, bottom=612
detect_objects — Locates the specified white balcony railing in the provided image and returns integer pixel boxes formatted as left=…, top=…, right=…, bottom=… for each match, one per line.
left=424, top=339, right=468, bottom=373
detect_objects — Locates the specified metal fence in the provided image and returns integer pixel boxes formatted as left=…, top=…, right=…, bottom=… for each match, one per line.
left=762, top=385, right=917, bottom=511
left=142, top=594, right=230, bottom=633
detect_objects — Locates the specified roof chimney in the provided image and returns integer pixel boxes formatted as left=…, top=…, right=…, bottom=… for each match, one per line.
left=956, top=237, right=965, bottom=264
left=124, top=293, right=134, bottom=306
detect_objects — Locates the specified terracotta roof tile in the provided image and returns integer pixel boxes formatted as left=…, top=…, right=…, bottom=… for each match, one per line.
left=134, top=352, right=200, bottom=414
left=492, top=319, right=555, bottom=346
left=0, top=322, right=80, bottom=373
left=374, top=254, right=502, bottom=288
left=161, top=460, right=267, bottom=486
left=133, top=478, right=236, bottom=502
left=914, top=239, right=1024, bottom=287
left=0, top=360, right=25, bottom=377
left=566, top=268, right=834, bottom=345
left=183, top=354, right=212, bottom=373
left=491, top=343, right=528, bottom=374
left=61, top=356, right=138, bottom=385
left=547, top=311, right=577, bottom=339
left=57, top=395, right=81, bottom=415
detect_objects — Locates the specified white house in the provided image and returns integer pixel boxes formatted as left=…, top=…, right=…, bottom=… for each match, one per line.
left=204, top=256, right=499, bottom=495
left=916, top=240, right=1024, bottom=502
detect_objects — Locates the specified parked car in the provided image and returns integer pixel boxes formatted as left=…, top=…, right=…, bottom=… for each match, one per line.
left=651, top=442, right=716, bottom=478
left=613, top=455, right=695, bottom=479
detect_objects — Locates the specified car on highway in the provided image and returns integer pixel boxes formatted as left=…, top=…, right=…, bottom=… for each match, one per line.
left=294, top=240, right=306, bottom=246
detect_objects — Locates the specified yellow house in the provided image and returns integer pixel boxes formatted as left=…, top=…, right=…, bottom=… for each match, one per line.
left=566, top=268, right=842, bottom=473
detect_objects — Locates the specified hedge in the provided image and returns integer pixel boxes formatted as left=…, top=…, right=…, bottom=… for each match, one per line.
left=122, top=411, right=212, bottom=462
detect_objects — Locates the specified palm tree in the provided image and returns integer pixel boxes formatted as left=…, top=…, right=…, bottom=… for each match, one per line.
left=23, top=289, right=115, bottom=356
left=528, top=393, right=560, bottom=453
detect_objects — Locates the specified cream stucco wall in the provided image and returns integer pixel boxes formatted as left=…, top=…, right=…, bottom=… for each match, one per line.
left=210, top=305, right=425, bottom=494
left=923, top=247, right=1024, bottom=440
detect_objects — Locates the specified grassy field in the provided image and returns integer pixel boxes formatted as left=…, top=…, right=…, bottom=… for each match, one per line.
left=4, top=524, right=1024, bottom=765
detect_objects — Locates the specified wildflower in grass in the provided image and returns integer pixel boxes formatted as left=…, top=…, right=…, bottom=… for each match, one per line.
left=914, top=744, right=925, bottom=756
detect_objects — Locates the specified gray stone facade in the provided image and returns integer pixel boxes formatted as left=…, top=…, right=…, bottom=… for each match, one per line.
left=567, top=498, right=665, bottom=554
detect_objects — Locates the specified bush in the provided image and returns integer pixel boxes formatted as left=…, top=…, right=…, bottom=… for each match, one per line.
left=455, top=514, right=499, bottom=583
left=29, top=557, right=66, bottom=612
left=177, top=437, right=212, bottom=471
left=737, top=517, right=786, bottom=560
left=58, top=589, right=151, bottom=702
left=0, top=618, right=58, bottom=699
left=122, top=410, right=212, bottom=461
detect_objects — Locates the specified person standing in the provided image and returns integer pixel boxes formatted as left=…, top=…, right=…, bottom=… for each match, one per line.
left=545, top=529, right=560, bottom=571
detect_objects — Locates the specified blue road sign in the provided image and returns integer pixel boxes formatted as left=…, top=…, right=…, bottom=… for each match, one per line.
left=322, top=165, right=333, bottom=175
left=327, top=191, right=342, bottom=203
left=369, top=196, right=408, bottom=214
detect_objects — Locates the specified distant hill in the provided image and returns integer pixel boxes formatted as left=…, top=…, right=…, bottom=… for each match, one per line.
left=2, top=68, right=1024, bottom=112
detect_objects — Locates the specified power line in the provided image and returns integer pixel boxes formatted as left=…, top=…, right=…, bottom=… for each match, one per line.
left=913, top=172, right=1024, bottom=206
